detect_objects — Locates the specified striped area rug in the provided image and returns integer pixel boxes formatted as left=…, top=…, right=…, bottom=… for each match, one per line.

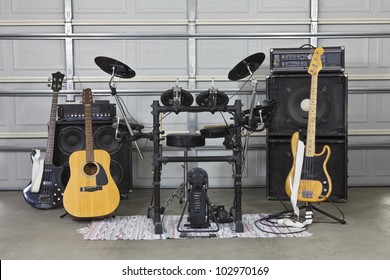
left=78, top=213, right=311, bottom=240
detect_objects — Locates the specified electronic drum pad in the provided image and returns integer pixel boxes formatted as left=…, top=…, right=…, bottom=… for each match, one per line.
left=196, top=90, right=229, bottom=107
left=160, top=88, right=194, bottom=106
left=284, top=86, right=331, bottom=127
left=200, top=124, right=233, bottom=138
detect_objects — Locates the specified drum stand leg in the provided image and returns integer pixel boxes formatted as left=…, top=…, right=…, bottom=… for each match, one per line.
left=147, top=101, right=163, bottom=234
left=161, top=148, right=189, bottom=213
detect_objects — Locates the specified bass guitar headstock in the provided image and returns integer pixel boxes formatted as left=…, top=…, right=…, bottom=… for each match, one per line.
left=308, top=47, right=324, bottom=76
left=50, top=71, right=65, bottom=93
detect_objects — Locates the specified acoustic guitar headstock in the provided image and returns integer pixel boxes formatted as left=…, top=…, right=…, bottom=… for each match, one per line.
left=82, top=88, right=93, bottom=105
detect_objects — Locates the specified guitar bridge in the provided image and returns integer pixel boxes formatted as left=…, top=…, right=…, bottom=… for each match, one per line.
left=80, top=186, right=103, bottom=192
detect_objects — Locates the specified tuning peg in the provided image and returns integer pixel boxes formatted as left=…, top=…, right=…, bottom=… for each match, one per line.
left=47, top=76, right=52, bottom=87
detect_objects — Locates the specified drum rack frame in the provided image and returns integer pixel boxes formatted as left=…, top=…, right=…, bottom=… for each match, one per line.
left=147, top=99, right=244, bottom=234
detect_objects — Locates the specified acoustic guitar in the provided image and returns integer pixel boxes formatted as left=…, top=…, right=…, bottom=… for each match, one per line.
left=63, top=88, right=120, bottom=219
left=285, top=47, right=332, bottom=203
left=23, top=71, right=65, bottom=209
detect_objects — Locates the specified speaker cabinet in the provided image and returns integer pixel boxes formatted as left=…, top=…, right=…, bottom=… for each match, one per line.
left=266, top=73, right=348, bottom=137
left=266, top=137, right=347, bottom=202
left=53, top=121, right=133, bottom=194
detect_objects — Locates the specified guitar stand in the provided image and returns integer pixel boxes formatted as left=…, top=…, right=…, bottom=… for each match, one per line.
left=268, top=202, right=346, bottom=225
left=309, top=204, right=346, bottom=224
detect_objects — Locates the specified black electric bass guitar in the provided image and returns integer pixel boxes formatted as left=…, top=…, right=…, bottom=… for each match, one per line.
left=285, top=47, right=332, bottom=203
left=23, top=71, right=65, bottom=209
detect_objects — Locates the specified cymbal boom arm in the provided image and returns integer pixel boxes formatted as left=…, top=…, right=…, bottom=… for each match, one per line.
left=247, top=65, right=259, bottom=131
left=109, top=68, right=144, bottom=159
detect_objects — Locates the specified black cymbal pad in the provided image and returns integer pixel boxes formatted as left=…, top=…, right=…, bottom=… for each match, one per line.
left=228, top=52, right=265, bottom=81
left=94, top=56, right=136, bottom=79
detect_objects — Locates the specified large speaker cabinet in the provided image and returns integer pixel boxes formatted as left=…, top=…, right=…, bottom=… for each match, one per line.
left=266, top=73, right=348, bottom=202
left=266, top=137, right=348, bottom=202
left=53, top=120, right=133, bottom=194
left=266, top=73, right=348, bottom=137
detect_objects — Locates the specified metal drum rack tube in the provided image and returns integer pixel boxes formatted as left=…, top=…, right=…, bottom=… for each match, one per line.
left=148, top=99, right=244, bottom=234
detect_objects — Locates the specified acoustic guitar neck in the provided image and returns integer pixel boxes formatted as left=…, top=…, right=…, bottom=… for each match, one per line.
left=82, top=88, right=95, bottom=163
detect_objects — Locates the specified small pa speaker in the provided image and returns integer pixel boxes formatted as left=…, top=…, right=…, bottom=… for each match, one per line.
left=266, top=137, right=348, bottom=202
left=53, top=121, right=133, bottom=194
left=266, top=73, right=348, bottom=137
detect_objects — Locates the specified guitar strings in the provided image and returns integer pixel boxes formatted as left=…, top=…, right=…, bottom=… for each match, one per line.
left=41, top=167, right=49, bottom=204
left=45, top=168, right=51, bottom=204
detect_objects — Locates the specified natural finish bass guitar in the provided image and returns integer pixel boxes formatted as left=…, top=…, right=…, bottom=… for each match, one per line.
left=285, top=47, right=332, bottom=203
left=63, top=88, right=120, bottom=219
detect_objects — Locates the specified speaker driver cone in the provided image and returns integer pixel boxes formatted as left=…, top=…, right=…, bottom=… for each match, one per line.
left=57, top=126, right=85, bottom=155
left=109, top=159, right=124, bottom=186
left=60, top=162, right=70, bottom=187
left=93, top=126, right=122, bottom=154
left=284, top=86, right=331, bottom=127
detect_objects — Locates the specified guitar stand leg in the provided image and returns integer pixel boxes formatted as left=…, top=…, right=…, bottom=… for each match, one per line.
left=310, top=205, right=346, bottom=224
left=267, top=204, right=346, bottom=225
left=60, top=212, right=68, bottom=219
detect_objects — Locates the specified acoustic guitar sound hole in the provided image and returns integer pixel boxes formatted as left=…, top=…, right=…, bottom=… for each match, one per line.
left=83, top=162, right=98, bottom=176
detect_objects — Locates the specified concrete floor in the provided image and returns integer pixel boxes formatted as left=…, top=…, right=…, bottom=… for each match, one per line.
left=0, top=187, right=389, bottom=260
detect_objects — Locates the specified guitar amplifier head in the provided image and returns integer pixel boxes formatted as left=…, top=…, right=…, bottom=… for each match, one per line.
left=57, top=100, right=116, bottom=121
left=270, top=46, right=345, bottom=74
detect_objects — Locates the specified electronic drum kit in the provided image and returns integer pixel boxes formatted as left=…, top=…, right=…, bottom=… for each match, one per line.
left=95, top=53, right=277, bottom=234
left=94, top=52, right=276, bottom=152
